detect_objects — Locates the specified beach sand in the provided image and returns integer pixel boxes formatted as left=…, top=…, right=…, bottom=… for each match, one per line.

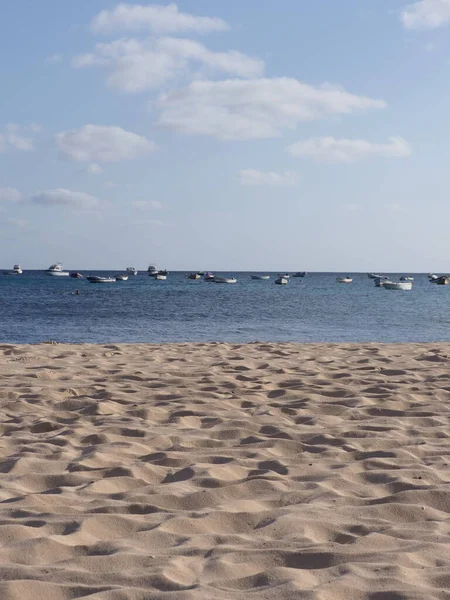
left=0, top=342, right=449, bottom=599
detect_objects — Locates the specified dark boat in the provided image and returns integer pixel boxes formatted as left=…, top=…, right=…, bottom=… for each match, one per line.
left=70, top=272, right=83, bottom=279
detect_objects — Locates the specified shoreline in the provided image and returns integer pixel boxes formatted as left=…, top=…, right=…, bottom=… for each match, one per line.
left=1, top=341, right=449, bottom=598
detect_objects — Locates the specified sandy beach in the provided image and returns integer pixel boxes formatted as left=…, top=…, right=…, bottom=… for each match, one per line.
left=0, top=342, right=449, bottom=599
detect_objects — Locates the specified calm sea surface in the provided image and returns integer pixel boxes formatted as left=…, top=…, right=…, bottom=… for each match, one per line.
left=0, top=271, right=449, bottom=344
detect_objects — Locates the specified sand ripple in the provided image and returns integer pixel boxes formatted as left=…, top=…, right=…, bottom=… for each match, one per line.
left=0, top=342, right=450, bottom=599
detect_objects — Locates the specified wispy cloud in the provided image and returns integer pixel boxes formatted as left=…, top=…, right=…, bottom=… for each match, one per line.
left=0, top=124, right=35, bottom=153
left=28, top=188, right=100, bottom=209
left=132, top=200, right=163, bottom=210
left=0, top=187, right=22, bottom=202
left=90, top=3, right=229, bottom=35
left=158, top=79, right=386, bottom=141
left=401, top=0, right=450, bottom=29
left=239, top=169, right=298, bottom=186
left=56, top=124, right=157, bottom=162
left=288, top=136, right=411, bottom=163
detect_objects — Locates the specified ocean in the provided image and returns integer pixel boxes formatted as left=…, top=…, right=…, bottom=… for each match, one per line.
left=0, top=271, right=449, bottom=344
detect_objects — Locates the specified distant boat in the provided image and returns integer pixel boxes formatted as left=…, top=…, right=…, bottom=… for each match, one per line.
left=251, top=275, right=270, bottom=280
left=215, top=276, right=237, bottom=284
left=86, top=276, right=116, bottom=283
left=278, top=273, right=290, bottom=279
left=204, top=272, right=215, bottom=281
left=292, top=271, right=306, bottom=277
left=384, top=281, right=412, bottom=291
left=435, top=276, right=450, bottom=285
left=188, top=273, right=201, bottom=280
left=275, top=277, right=288, bottom=285
left=337, top=276, right=352, bottom=283
left=368, top=273, right=383, bottom=279
left=45, top=263, right=69, bottom=276
left=155, top=273, right=167, bottom=280
left=3, top=264, right=22, bottom=275
left=400, top=276, right=414, bottom=281
left=115, top=274, right=128, bottom=281
left=126, top=267, right=138, bottom=276
left=374, top=277, right=391, bottom=287
left=147, top=264, right=158, bottom=276
left=70, top=272, right=83, bottom=279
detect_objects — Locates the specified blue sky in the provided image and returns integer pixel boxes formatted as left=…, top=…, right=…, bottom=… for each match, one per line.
left=1, top=0, right=449, bottom=271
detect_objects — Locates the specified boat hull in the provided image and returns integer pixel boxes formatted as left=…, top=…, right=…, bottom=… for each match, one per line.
left=215, top=277, right=236, bottom=284
left=46, top=271, right=69, bottom=276
left=275, top=277, right=288, bottom=285
left=384, top=282, right=412, bottom=290
left=251, top=275, right=270, bottom=280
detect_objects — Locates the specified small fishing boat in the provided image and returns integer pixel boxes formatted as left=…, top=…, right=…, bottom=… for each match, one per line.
left=429, top=274, right=439, bottom=282
left=204, top=272, right=215, bottom=281
left=45, top=263, right=69, bottom=276
left=147, top=264, right=158, bottom=276
left=384, top=281, right=412, bottom=291
left=155, top=273, right=167, bottom=280
left=215, top=277, right=237, bottom=284
left=126, top=267, right=138, bottom=276
left=4, top=264, right=22, bottom=275
left=275, top=277, right=289, bottom=285
left=368, top=273, right=383, bottom=279
left=400, top=276, right=414, bottom=281
left=278, top=273, right=290, bottom=279
left=188, top=273, right=201, bottom=280
left=86, top=276, right=116, bottom=283
left=337, top=276, right=352, bottom=283
left=115, top=274, right=128, bottom=281
left=374, top=277, right=391, bottom=287
left=70, top=272, right=83, bottom=279
left=292, top=271, right=306, bottom=277
left=251, top=275, right=270, bottom=280
left=435, top=276, right=450, bottom=285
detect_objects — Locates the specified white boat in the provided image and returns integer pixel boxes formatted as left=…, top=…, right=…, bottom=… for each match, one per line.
left=384, top=281, right=412, bottom=291
left=115, top=274, right=128, bottom=281
left=374, top=277, right=391, bottom=287
left=251, top=275, right=270, bottom=280
left=147, top=264, right=158, bottom=276
left=45, top=263, right=69, bottom=276
left=126, top=267, right=138, bottom=276
left=278, top=273, right=290, bottom=278
left=86, top=276, right=116, bottom=283
left=155, top=273, right=167, bottom=280
left=4, top=264, right=22, bottom=275
left=400, top=276, right=414, bottom=281
left=337, top=276, right=352, bottom=283
left=275, top=277, right=288, bottom=285
left=215, top=277, right=237, bottom=284
left=204, top=272, right=215, bottom=281
left=368, top=273, right=383, bottom=279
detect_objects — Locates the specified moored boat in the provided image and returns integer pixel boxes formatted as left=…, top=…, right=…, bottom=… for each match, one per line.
left=126, top=267, right=138, bottom=276
left=188, top=273, right=201, bottom=280
left=435, top=276, right=450, bottom=285
left=214, top=276, right=237, bottom=284
left=400, top=276, right=414, bottom=281
left=384, top=281, right=412, bottom=291
left=70, top=272, right=83, bottom=279
left=4, top=264, right=22, bottom=275
left=337, top=276, right=352, bottom=283
left=147, top=264, right=158, bottom=276
left=115, top=274, right=128, bottom=281
left=292, top=271, right=306, bottom=277
left=45, top=263, right=69, bottom=276
left=275, top=277, right=288, bottom=285
left=204, top=272, right=215, bottom=281
left=251, top=275, right=270, bottom=280
left=86, top=276, right=116, bottom=283
left=155, top=273, right=167, bottom=280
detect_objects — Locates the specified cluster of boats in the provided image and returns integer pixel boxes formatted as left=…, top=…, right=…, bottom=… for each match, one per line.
left=186, top=271, right=306, bottom=284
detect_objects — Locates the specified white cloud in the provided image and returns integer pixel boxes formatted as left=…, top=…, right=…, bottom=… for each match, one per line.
left=0, top=187, right=22, bottom=202
left=157, top=78, right=386, bottom=140
left=72, top=36, right=263, bottom=93
left=29, top=188, right=100, bottom=209
left=239, top=169, right=298, bottom=186
left=87, top=163, right=103, bottom=174
left=55, top=124, right=156, bottom=162
left=132, top=200, right=162, bottom=209
left=401, top=0, right=450, bottom=29
left=0, top=124, right=35, bottom=152
left=288, top=136, right=411, bottom=163
left=90, top=3, right=228, bottom=35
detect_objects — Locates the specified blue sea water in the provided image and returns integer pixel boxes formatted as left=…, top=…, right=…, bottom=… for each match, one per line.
left=0, top=271, right=449, bottom=344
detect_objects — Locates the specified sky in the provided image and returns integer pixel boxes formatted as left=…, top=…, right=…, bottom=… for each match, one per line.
left=1, top=0, right=450, bottom=271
